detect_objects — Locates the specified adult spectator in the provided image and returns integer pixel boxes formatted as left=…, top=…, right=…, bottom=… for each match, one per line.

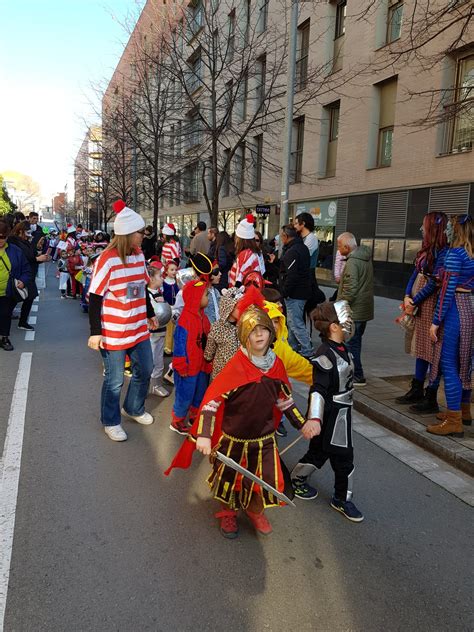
left=279, top=224, right=312, bottom=357
left=228, top=215, right=263, bottom=286
left=190, top=221, right=210, bottom=256
left=8, top=221, right=50, bottom=331
left=207, top=227, right=218, bottom=260
left=215, top=231, right=235, bottom=290
left=87, top=200, right=156, bottom=442
left=0, top=219, right=31, bottom=351
left=337, top=232, right=374, bottom=386
left=294, top=212, right=319, bottom=269
left=28, top=211, right=43, bottom=247
left=142, top=225, right=157, bottom=260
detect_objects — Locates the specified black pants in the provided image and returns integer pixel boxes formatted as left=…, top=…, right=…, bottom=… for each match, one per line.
left=19, top=296, right=34, bottom=326
left=0, top=295, right=16, bottom=337
left=301, top=435, right=354, bottom=501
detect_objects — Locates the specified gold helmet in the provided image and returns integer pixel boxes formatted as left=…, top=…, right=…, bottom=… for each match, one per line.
left=237, top=305, right=275, bottom=352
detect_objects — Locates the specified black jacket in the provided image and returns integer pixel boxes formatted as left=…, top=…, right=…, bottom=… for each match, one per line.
left=142, top=234, right=157, bottom=260
left=279, top=236, right=311, bottom=300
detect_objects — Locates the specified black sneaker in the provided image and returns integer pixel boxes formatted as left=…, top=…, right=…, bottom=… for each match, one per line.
left=18, top=323, right=34, bottom=331
left=330, top=497, right=364, bottom=522
left=353, top=377, right=367, bottom=387
left=0, top=337, right=14, bottom=351
left=292, top=477, right=318, bottom=500
left=276, top=422, right=287, bottom=437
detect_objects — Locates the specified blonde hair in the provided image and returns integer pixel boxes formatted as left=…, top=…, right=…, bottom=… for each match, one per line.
left=451, top=215, right=473, bottom=258
left=104, top=234, right=136, bottom=265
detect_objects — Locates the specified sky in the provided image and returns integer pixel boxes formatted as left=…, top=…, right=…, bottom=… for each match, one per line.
left=0, top=0, right=144, bottom=201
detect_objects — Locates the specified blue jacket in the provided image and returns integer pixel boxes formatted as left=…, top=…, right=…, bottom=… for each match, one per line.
left=0, top=243, right=31, bottom=298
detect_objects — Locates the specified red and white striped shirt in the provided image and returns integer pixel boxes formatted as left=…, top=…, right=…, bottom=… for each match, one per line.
left=89, top=247, right=150, bottom=351
left=161, top=239, right=182, bottom=264
left=228, top=249, right=263, bottom=286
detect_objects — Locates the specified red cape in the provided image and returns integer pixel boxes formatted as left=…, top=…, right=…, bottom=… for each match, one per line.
left=164, top=349, right=289, bottom=476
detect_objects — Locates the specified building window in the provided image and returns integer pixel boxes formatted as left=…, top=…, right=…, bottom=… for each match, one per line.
left=228, top=9, right=236, bottom=61
left=186, top=109, right=202, bottom=150
left=257, top=0, right=269, bottom=33
left=184, top=162, right=201, bottom=202
left=256, top=55, right=266, bottom=110
left=235, top=74, right=248, bottom=123
left=187, top=0, right=203, bottom=39
left=290, top=116, right=305, bottom=184
left=175, top=171, right=182, bottom=205
left=387, top=0, right=403, bottom=43
left=187, top=50, right=203, bottom=94
left=223, top=149, right=231, bottom=197
left=225, top=80, right=233, bottom=129
left=442, top=54, right=474, bottom=154
left=168, top=175, right=174, bottom=207
left=377, top=77, right=397, bottom=167
left=251, top=134, right=263, bottom=191
left=335, top=0, right=346, bottom=38
left=333, top=1, right=346, bottom=72
left=296, top=20, right=310, bottom=91
left=232, top=144, right=245, bottom=194
left=325, top=101, right=340, bottom=176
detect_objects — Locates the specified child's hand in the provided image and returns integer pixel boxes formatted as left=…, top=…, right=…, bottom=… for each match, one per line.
left=301, top=419, right=321, bottom=439
left=196, top=437, right=212, bottom=455
left=88, top=335, right=103, bottom=350
left=148, top=317, right=159, bottom=330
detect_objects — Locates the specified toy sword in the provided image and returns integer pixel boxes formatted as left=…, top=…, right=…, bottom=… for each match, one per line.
left=211, top=450, right=296, bottom=507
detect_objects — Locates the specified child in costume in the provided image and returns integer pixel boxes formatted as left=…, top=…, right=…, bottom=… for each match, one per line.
left=147, top=261, right=170, bottom=397
left=170, top=279, right=212, bottom=435
left=67, top=247, right=83, bottom=299
left=57, top=250, right=70, bottom=298
left=204, top=263, right=222, bottom=324
left=204, top=286, right=243, bottom=379
left=291, top=301, right=364, bottom=522
left=163, top=260, right=180, bottom=354
left=165, top=304, right=319, bottom=539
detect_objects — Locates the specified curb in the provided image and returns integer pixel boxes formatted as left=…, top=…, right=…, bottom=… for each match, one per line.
left=353, top=392, right=474, bottom=477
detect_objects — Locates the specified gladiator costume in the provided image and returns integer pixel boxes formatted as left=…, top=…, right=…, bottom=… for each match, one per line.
left=166, top=305, right=307, bottom=509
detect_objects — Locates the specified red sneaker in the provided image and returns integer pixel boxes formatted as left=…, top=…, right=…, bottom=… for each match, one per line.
left=245, top=509, right=273, bottom=535
left=169, top=420, right=189, bottom=435
left=215, top=509, right=239, bottom=539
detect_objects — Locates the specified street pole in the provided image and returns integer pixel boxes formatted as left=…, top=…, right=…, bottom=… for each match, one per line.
left=280, top=0, right=299, bottom=229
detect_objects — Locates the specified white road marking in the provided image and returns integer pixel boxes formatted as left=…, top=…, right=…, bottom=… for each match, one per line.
left=30, top=305, right=38, bottom=313
left=24, top=331, right=35, bottom=342
left=27, top=317, right=36, bottom=325
left=0, top=353, right=33, bottom=631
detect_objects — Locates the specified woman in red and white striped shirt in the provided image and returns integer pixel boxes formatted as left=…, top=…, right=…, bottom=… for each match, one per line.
left=88, top=200, right=158, bottom=442
left=161, top=223, right=182, bottom=265
left=228, top=214, right=264, bottom=287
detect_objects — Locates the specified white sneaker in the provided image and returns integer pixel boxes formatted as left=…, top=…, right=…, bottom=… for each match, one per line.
left=152, top=385, right=170, bottom=397
left=163, top=367, right=174, bottom=385
left=104, top=424, right=128, bottom=441
left=121, top=408, right=154, bottom=425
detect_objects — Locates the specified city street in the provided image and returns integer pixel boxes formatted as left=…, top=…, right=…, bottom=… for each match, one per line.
left=0, top=269, right=472, bottom=632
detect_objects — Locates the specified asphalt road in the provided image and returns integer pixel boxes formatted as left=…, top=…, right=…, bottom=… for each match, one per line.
left=0, top=273, right=472, bottom=632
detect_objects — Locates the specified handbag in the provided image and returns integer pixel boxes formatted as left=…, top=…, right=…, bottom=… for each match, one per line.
left=0, top=255, right=29, bottom=302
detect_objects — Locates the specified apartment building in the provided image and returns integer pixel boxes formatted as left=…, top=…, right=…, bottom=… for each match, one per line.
left=105, top=0, right=473, bottom=296
left=74, top=126, right=103, bottom=229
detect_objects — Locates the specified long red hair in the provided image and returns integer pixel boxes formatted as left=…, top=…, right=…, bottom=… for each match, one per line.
left=415, top=212, right=448, bottom=273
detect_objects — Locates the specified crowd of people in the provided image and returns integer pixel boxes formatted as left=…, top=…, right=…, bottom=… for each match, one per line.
left=1, top=202, right=472, bottom=539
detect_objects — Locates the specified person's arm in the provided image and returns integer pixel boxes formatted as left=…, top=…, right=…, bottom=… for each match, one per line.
left=195, top=396, right=226, bottom=455
left=280, top=251, right=299, bottom=297
left=412, top=250, right=446, bottom=306
left=17, top=250, right=31, bottom=286
left=433, top=252, right=460, bottom=326
left=278, top=343, right=313, bottom=385
left=88, top=293, right=103, bottom=335
left=145, top=290, right=155, bottom=319
left=333, top=251, right=346, bottom=283
left=173, top=325, right=189, bottom=375
left=337, top=258, right=358, bottom=305
left=204, top=327, right=218, bottom=361
left=276, top=382, right=320, bottom=439
left=404, top=268, right=418, bottom=297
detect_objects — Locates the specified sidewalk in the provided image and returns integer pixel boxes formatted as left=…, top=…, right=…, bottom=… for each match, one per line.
left=316, top=288, right=474, bottom=476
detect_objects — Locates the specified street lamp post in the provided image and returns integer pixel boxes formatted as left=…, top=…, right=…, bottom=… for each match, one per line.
left=280, top=0, right=299, bottom=228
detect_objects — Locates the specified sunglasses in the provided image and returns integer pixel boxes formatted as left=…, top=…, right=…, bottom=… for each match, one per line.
left=211, top=268, right=221, bottom=277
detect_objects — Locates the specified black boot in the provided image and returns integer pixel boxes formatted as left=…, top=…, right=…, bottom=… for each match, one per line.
left=409, top=386, right=439, bottom=414
left=395, top=379, right=424, bottom=404
left=0, top=336, right=14, bottom=351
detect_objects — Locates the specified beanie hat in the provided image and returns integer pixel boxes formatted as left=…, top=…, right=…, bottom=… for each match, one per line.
left=235, top=214, right=256, bottom=240
left=162, top=223, right=176, bottom=236
left=112, top=200, right=145, bottom=235
left=149, top=260, right=164, bottom=271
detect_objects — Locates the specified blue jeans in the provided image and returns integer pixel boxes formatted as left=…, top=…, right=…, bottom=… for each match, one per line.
left=346, top=321, right=367, bottom=380
left=100, top=339, right=153, bottom=426
left=285, top=298, right=313, bottom=357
